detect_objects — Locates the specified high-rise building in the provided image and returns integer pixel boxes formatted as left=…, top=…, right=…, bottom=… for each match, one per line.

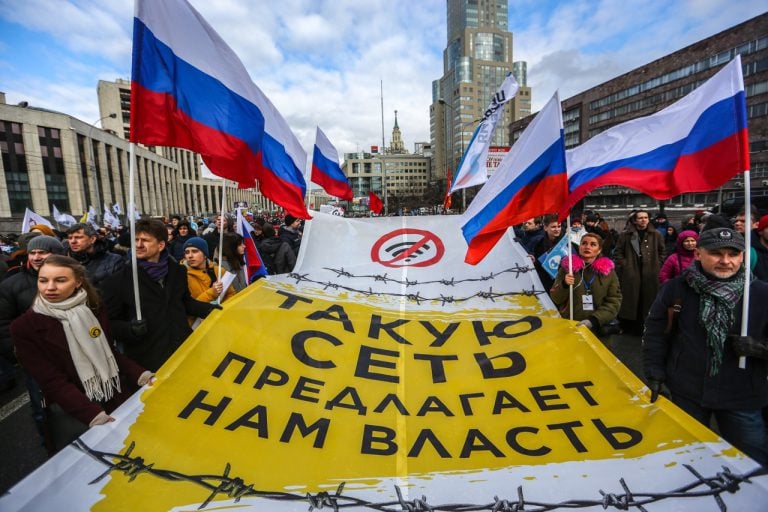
left=430, top=0, right=532, bottom=184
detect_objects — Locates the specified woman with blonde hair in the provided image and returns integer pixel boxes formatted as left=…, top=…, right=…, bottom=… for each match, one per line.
left=11, top=255, right=153, bottom=454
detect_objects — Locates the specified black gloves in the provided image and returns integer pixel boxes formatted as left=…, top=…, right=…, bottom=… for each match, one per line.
left=729, top=335, right=768, bottom=360
left=648, top=379, right=665, bottom=403
left=130, top=319, right=148, bottom=338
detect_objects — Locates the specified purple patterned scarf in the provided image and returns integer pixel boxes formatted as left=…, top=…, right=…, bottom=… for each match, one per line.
left=138, top=250, right=169, bottom=282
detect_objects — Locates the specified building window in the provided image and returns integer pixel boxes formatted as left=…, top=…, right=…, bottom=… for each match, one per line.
left=38, top=126, right=70, bottom=212
left=1, top=121, right=32, bottom=214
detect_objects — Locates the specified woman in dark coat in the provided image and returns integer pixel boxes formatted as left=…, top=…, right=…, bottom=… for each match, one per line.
left=549, top=233, right=622, bottom=339
left=11, top=255, right=154, bottom=454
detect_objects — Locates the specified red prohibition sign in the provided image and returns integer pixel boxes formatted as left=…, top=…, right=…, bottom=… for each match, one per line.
left=371, top=228, right=445, bottom=268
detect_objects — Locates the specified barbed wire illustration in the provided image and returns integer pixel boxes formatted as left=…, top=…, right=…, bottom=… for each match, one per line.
left=281, top=265, right=545, bottom=305
left=73, top=439, right=767, bottom=511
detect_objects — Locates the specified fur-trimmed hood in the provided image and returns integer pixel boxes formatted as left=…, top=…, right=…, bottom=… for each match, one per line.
left=559, top=254, right=614, bottom=275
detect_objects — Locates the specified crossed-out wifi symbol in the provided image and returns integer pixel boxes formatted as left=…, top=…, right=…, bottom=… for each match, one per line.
left=385, top=241, right=431, bottom=263
left=371, top=229, right=446, bottom=268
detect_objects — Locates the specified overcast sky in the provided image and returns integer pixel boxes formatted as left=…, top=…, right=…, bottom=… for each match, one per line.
left=0, top=1, right=764, bottom=160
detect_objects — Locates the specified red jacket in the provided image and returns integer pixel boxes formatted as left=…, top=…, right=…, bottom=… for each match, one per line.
left=11, top=308, right=145, bottom=426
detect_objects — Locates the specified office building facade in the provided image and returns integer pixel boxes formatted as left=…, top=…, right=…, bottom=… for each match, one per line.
left=510, top=13, right=768, bottom=214
left=0, top=96, right=255, bottom=231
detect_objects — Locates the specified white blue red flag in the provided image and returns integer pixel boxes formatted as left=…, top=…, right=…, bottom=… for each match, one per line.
left=131, top=0, right=310, bottom=219
left=461, top=92, right=567, bottom=265
left=311, top=127, right=353, bottom=201
left=562, top=55, right=749, bottom=214
left=236, top=209, right=267, bottom=283
left=451, top=73, right=519, bottom=192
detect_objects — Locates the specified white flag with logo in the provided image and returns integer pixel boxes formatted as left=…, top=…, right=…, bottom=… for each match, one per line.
left=21, top=208, right=54, bottom=233
left=52, top=205, right=77, bottom=227
left=113, top=203, right=122, bottom=215
left=451, top=73, right=519, bottom=192
left=103, top=205, right=120, bottom=227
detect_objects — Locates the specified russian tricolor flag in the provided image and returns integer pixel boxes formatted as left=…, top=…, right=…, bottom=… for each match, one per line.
left=562, top=55, right=749, bottom=214
left=236, top=209, right=267, bottom=283
left=311, top=127, right=353, bottom=201
left=461, top=92, right=567, bottom=265
left=131, top=0, right=310, bottom=219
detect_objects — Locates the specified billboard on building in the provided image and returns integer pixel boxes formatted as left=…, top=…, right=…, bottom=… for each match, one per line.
left=486, top=146, right=511, bottom=179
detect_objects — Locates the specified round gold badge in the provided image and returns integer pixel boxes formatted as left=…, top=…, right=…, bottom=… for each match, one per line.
left=89, top=326, right=101, bottom=338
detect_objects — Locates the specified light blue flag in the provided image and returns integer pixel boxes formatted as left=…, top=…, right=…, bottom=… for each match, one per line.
left=537, top=227, right=586, bottom=279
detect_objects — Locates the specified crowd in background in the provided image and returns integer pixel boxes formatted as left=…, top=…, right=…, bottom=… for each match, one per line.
left=515, top=205, right=768, bottom=467
left=0, top=211, right=303, bottom=455
left=2, top=204, right=768, bottom=468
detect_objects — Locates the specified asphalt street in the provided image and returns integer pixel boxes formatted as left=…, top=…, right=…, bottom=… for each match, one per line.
left=0, top=332, right=646, bottom=495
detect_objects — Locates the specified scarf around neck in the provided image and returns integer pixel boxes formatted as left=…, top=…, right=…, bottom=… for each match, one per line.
left=138, top=249, right=169, bottom=281
left=33, top=289, right=121, bottom=402
left=683, top=262, right=744, bottom=376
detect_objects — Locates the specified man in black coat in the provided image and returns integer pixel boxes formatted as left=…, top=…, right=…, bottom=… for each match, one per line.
left=66, top=223, right=125, bottom=290
left=643, top=227, right=768, bottom=466
left=102, top=219, right=219, bottom=372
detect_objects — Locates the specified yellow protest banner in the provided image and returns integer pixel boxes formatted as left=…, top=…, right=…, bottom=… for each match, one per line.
left=3, top=214, right=766, bottom=511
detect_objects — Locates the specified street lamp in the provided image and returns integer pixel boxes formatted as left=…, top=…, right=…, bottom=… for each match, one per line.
left=87, top=113, right=117, bottom=218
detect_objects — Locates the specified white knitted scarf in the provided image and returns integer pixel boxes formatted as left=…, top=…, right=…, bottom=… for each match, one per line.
left=32, top=289, right=121, bottom=402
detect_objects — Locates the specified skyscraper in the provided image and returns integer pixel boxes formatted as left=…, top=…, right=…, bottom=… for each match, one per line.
left=430, top=0, right=531, bottom=184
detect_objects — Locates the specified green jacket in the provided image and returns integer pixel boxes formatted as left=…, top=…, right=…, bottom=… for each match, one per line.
left=550, top=255, right=622, bottom=328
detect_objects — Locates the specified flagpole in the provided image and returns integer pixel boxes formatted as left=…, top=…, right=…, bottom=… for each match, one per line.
left=566, top=216, right=574, bottom=321
left=739, top=170, right=752, bottom=369
left=128, top=143, right=142, bottom=322
left=217, top=180, right=226, bottom=300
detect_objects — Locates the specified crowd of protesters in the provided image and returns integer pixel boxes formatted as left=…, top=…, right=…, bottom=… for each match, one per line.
left=0, top=211, right=303, bottom=455
left=517, top=206, right=768, bottom=466
left=3, top=204, right=768, bottom=468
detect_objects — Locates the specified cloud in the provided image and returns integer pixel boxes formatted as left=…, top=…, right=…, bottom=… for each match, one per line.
left=511, top=0, right=766, bottom=111
left=0, top=0, right=131, bottom=62
left=1, top=0, right=763, bottom=160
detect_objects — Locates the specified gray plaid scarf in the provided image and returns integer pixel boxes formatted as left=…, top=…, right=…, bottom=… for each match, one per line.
left=683, top=263, right=744, bottom=376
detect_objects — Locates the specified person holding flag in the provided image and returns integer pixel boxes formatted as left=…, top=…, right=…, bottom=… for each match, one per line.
left=549, top=233, right=622, bottom=339
left=235, top=208, right=267, bottom=283
left=219, top=233, right=248, bottom=292
left=180, top=237, right=235, bottom=319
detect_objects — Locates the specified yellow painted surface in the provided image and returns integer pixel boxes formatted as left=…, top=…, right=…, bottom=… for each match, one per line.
left=95, top=281, right=717, bottom=511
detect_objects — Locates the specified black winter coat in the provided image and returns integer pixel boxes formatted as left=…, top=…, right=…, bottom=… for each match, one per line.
left=258, top=237, right=296, bottom=274
left=101, top=257, right=217, bottom=371
left=643, top=270, right=768, bottom=409
left=69, top=239, right=126, bottom=290
left=752, top=234, right=768, bottom=282
left=0, top=267, right=38, bottom=358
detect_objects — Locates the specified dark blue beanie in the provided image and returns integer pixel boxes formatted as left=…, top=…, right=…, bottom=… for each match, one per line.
left=183, top=237, right=209, bottom=257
